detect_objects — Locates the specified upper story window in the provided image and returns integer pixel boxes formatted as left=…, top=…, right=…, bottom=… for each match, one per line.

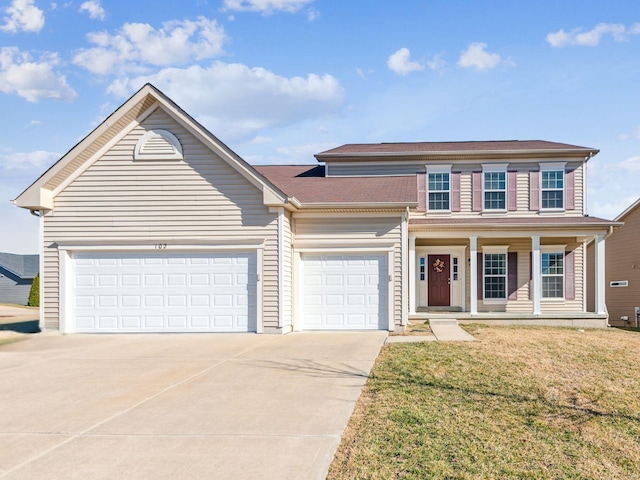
left=425, top=164, right=452, bottom=212
left=538, top=162, right=566, bottom=211
left=482, top=164, right=508, bottom=211
left=428, top=172, right=450, bottom=210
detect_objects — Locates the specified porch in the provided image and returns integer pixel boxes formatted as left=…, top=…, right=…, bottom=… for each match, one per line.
left=409, top=311, right=609, bottom=329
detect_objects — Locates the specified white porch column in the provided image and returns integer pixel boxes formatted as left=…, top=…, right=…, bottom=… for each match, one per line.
left=595, top=234, right=606, bottom=314
left=470, top=236, right=478, bottom=315
left=532, top=235, right=541, bottom=315
left=409, top=235, right=416, bottom=314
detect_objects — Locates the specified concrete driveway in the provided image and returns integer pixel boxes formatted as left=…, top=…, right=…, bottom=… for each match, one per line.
left=0, top=331, right=386, bottom=479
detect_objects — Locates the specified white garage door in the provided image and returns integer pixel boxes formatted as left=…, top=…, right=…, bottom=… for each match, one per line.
left=301, top=254, right=388, bottom=330
left=73, top=251, right=257, bottom=333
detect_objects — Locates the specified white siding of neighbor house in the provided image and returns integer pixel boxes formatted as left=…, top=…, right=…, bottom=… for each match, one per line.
left=42, top=107, right=279, bottom=331
left=293, top=215, right=403, bottom=328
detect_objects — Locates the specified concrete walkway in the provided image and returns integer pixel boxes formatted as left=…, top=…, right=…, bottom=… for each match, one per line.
left=0, top=331, right=386, bottom=480
left=386, top=322, right=476, bottom=343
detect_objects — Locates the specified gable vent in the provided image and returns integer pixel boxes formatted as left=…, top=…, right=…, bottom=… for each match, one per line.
left=134, top=129, right=183, bottom=160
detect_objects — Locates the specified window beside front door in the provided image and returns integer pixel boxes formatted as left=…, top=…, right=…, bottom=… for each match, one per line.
left=484, top=253, right=507, bottom=299
left=542, top=252, right=564, bottom=298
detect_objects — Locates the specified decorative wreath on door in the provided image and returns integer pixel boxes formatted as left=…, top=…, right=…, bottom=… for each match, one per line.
left=432, top=258, right=446, bottom=273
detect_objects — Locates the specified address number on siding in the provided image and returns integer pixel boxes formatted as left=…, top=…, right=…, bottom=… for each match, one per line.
left=155, top=243, right=168, bottom=249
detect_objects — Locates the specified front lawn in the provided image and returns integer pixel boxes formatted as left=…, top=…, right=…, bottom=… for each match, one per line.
left=329, top=325, right=640, bottom=479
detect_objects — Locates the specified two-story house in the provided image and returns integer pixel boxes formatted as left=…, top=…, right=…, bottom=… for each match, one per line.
left=14, top=84, right=618, bottom=334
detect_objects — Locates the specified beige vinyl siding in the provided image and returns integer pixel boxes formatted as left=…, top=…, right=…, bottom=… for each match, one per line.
left=282, top=211, right=293, bottom=330
left=474, top=238, right=584, bottom=313
left=328, top=163, right=422, bottom=176
left=294, top=215, right=403, bottom=328
left=43, top=107, right=278, bottom=331
left=413, top=161, right=586, bottom=219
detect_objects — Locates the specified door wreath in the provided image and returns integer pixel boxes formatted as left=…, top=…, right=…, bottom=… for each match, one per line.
left=433, top=258, right=445, bottom=273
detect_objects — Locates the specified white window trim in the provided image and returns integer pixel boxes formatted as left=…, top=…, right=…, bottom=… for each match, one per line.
left=539, top=162, right=566, bottom=212
left=482, top=163, right=508, bottom=212
left=540, top=244, right=566, bottom=300
left=482, top=245, right=509, bottom=302
left=425, top=164, right=452, bottom=212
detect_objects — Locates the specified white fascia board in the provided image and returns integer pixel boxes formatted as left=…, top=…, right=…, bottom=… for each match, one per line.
left=317, top=149, right=599, bottom=160
left=14, top=86, right=154, bottom=209
left=13, top=187, right=53, bottom=210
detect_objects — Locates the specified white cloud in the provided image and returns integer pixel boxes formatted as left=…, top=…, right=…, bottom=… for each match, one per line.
left=591, top=194, right=639, bottom=220
left=619, top=155, right=640, bottom=172
left=0, top=150, right=59, bottom=170
left=106, top=61, right=344, bottom=141
left=426, top=53, right=446, bottom=71
left=458, top=42, right=510, bottom=71
left=222, top=0, right=314, bottom=15
left=546, top=22, right=639, bottom=47
left=0, top=47, right=77, bottom=102
left=73, top=17, right=227, bottom=75
left=618, top=126, right=640, bottom=140
left=79, top=0, right=105, bottom=20
left=1, top=0, right=45, bottom=33
left=387, top=48, right=424, bottom=76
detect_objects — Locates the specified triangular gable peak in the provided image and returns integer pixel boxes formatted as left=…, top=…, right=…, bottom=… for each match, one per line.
left=14, top=84, right=289, bottom=211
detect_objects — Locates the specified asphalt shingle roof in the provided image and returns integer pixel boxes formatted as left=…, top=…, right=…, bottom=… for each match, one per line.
left=0, top=252, right=39, bottom=279
left=255, top=165, right=417, bottom=205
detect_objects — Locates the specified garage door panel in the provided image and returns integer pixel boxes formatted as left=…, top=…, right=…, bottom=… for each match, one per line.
left=74, top=251, right=257, bottom=333
left=301, top=253, right=388, bottom=330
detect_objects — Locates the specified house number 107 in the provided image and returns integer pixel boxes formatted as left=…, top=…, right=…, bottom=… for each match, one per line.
left=155, top=243, right=167, bottom=249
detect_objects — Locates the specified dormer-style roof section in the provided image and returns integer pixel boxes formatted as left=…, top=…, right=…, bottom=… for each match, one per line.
left=13, top=83, right=289, bottom=211
left=316, top=140, right=599, bottom=162
left=255, top=165, right=417, bottom=208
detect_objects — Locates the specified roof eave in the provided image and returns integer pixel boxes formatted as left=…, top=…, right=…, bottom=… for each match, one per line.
left=316, top=148, right=599, bottom=161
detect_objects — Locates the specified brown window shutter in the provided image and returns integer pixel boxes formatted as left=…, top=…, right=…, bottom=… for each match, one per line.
left=565, top=249, right=575, bottom=300
left=451, top=172, right=461, bottom=212
left=565, top=169, right=575, bottom=210
left=477, top=252, right=483, bottom=300
left=472, top=172, right=482, bottom=212
left=508, top=251, right=518, bottom=300
left=417, top=173, right=426, bottom=212
left=530, top=171, right=540, bottom=211
left=508, top=171, right=517, bottom=211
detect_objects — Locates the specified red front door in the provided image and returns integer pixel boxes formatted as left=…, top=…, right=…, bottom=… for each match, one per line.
left=428, top=254, right=451, bottom=307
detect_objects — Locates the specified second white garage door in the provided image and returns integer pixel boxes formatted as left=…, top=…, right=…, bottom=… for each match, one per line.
left=73, top=251, right=257, bottom=333
left=301, top=253, right=388, bottom=330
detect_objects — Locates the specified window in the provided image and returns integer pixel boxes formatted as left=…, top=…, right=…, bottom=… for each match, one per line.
left=419, top=257, right=425, bottom=281
left=542, top=252, right=564, bottom=298
left=482, top=165, right=508, bottom=211
left=541, top=170, right=564, bottom=209
left=484, top=253, right=507, bottom=299
left=428, top=172, right=450, bottom=210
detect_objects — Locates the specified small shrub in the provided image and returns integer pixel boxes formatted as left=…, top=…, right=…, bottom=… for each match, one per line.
left=27, top=273, right=39, bottom=307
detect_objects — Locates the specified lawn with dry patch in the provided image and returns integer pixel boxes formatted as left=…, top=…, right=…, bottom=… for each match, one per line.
left=329, top=325, right=640, bottom=480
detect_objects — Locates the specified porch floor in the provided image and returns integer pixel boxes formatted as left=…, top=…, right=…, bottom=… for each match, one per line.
left=409, top=311, right=609, bottom=328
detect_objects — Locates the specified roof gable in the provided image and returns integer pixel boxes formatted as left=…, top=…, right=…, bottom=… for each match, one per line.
left=0, top=253, right=39, bottom=279
left=14, top=84, right=288, bottom=211
left=615, top=196, right=640, bottom=221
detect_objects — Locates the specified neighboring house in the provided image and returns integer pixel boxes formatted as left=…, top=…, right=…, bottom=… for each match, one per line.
left=587, top=197, right=640, bottom=327
left=13, top=84, right=620, bottom=334
left=0, top=252, right=39, bottom=305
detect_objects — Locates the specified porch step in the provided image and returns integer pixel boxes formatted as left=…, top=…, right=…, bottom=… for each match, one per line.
left=428, top=317, right=459, bottom=326
left=417, top=306, right=463, bottom=313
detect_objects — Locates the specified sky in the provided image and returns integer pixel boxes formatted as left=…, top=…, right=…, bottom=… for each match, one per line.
left=0, top=0, right=639, bottom=254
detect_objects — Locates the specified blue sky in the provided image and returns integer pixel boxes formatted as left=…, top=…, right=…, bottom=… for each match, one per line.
left=1, top=0, right=639, bottom=254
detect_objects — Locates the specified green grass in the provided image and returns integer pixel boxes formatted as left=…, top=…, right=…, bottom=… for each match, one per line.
left=329, top=325, right=640, bottom=480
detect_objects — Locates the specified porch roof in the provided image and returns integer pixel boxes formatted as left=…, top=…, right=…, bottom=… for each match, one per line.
left=409, top=216, right=621, bottom=232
